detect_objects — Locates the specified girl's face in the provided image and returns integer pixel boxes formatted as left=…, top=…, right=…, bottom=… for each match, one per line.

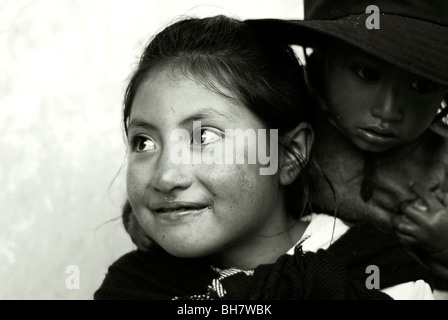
left=323, top=41, right=447, bottom=153
left=126, top=68, right=288, bottom=260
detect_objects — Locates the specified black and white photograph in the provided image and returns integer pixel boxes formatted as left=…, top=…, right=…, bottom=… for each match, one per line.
left=1, top=0, right=448, bottom=304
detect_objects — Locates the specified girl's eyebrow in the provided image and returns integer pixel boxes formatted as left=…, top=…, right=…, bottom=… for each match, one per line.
left=179, top=109, right=234, bottom=126
left=128, top=109, right=235, bottom=131
left=127, top=120, right=157, bottom=131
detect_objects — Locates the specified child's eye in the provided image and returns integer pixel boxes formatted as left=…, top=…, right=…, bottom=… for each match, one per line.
left=192, top=128, right=222, bottom=145
left=351, top=66, right=380, bottom=81
left=411, top=80, right=438, bottom=94
left=129, top=136, right=157, bottom=152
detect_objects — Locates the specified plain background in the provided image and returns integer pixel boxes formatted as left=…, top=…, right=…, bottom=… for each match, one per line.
left=0, top=0, right=304, bottom=300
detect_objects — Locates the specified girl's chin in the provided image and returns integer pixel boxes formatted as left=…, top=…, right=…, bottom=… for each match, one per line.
left=163, top=246, right=216, bottom=259
left=156, top=238, right=220, bottom=259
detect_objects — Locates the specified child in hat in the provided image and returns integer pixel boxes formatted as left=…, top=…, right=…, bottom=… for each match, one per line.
left=247, top=0, right=448, bottom=293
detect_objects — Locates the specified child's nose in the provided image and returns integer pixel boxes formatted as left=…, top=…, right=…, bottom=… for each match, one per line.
left=150, top=147, right=192, bottom=195
left=371, top=87, right=403, bottom=122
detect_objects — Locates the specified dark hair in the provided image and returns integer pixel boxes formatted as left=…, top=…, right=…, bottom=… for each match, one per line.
left=122, top=15, right=315, bottom=218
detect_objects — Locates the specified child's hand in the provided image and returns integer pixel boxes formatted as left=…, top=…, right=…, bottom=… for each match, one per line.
left=128, top=212, right=153, bottom=252
left=393, top=182, right=448, bottom=287
left=393, top=182, right=448, bottom=255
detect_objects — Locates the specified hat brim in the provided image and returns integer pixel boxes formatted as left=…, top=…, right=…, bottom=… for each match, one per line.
left=248, top=15, right=448, bottom=87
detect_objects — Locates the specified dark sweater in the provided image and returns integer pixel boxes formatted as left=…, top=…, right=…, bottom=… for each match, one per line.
left=94, top=221, right=432, bottom=300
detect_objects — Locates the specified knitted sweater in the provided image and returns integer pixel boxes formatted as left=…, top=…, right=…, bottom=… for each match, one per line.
left=94, top=217, right=431, bottom=300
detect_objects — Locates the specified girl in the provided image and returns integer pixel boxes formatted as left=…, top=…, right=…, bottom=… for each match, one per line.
left=247, top=0, right=448, bottom=293
left=95, top=15, right=432, bottom=300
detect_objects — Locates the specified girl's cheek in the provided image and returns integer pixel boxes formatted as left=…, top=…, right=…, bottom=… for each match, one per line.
left=126, top=166, right=146, bottom=199
left=197, top=162, right=256, bottom=198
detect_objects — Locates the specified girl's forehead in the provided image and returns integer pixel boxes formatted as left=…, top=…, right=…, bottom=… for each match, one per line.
left=130, top=69, right=265, bottom=129
left=140, top=66, right=232, bottom=100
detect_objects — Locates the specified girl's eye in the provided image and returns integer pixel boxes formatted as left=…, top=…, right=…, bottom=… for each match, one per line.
left=130, top=136, right=157, bottom=152
left=351, top=65, right=380, bottom=81
left=411, top=80, right=438, bottom=94
left=192, top=128, right=222, bottom=145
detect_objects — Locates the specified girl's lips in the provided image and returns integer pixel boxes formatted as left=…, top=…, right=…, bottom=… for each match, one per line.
left=154, top=206, right=210, bottom=222
left=151, top=200, right=209, bottom=212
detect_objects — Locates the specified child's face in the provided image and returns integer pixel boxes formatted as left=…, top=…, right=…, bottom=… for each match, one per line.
left=323, top=41, right=447, bottom=153
left=126, top=68, right=285, bottom=259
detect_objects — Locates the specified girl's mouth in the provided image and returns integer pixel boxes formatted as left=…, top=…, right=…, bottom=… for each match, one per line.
left=151, top=202, right=211, bottom=222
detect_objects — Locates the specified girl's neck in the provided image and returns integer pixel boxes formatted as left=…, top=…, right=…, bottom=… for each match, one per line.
left=209, top=218, right=309, bottom=270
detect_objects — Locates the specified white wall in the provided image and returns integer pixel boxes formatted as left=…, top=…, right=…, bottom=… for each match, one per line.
left=0, top=0, right=303, bottom=300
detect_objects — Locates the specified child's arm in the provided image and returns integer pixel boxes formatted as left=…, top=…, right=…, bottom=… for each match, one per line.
left=122, top=200, right=153, bottom=252
left=393, top=182, right=448, bottom=290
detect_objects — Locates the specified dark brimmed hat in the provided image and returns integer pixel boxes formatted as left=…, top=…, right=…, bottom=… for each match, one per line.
left=247, top=0, right=448, bottom=87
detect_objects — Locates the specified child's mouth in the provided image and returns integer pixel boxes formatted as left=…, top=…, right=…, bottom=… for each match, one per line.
left=357, top=127, right=397, bottom=143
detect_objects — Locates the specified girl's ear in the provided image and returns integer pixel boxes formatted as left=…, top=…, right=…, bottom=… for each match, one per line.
left=279, top=122, right=314, bottom=186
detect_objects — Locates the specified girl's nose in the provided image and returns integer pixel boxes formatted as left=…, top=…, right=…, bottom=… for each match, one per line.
left=150, top=147, right=192, bottom=195
left=371, top=87, right=403, bottom=122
